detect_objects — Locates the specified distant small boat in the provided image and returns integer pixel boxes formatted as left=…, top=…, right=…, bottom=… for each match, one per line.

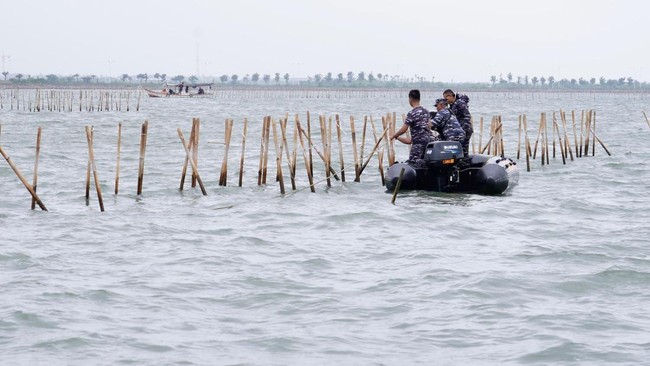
left=144, top=83, right=215, bottom=98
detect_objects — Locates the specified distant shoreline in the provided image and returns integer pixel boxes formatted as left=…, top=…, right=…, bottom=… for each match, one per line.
left=1, top=83, right=649, bottom=94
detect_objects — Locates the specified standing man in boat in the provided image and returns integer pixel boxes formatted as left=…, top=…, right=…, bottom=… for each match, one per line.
left=443, top=89, right=473, bottom=155
left=431, top=98, right=465, bottom=143
left=391, top=89, right=433, bottom=165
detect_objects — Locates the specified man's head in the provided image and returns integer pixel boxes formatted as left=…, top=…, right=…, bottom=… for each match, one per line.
left=408, top=89, right=420, bottom=107
left=443, top=89, right=456, bottom=104
left=435, top=98, right=447, bottom=111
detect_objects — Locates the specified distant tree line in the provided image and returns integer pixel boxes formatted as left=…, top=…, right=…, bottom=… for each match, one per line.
left=1, top=70, right=648, bottom=91
left=488, top=72, right=643, bottom=90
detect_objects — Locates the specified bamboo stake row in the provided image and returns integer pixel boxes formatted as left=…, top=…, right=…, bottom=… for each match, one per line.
left=1, top=109, right=616, bottom=211
left=0, top=89, right=143, bottom=112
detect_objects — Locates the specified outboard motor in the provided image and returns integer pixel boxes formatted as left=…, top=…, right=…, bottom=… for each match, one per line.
left=422, top=141, right=464, bottom=192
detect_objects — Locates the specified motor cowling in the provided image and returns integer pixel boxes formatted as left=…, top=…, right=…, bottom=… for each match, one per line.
left=423, top=141, right=464, bottom=169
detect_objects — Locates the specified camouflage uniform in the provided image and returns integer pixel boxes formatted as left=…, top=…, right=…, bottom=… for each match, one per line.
left=449, top=94, right=473, bottom=154
left=404, top=106, right=432, bottom=163
left=431, top=108, right=465, bottom=143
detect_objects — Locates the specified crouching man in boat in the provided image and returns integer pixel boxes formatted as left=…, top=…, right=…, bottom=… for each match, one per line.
left=443, top=89, right=472, bottom=155
left=430, top=98, right=465, bottom=144
left=391, top=89, right=433, bottom=166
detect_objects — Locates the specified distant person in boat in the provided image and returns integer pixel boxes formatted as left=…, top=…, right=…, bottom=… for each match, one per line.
left=431, top=98, right=465, bottom=143
left=161, top=88, right=168, bottom=96
left=197, top=87, right=205, bottom=95
left=178, top=82, right=184, bottom=94
left=185, top=85, right=189, bottom=93
left=391, top=89, right=432, bottom=165
left=443, top=89, right=473, bottom=155
left=168, top=88, right=174, bottom=95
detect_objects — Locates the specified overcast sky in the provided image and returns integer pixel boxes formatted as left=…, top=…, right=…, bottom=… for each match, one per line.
left=1, top=0, right=648, bottom=82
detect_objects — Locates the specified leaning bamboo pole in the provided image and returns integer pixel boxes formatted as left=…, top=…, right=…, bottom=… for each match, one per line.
left=0, top=146, right=48, bottom=211
left=370, top=117, right=385, bottom=186
left=358, top=125, right=390, bottom=177
left=280, top=118, right=296, bottom=190
left=177, top=129, right=207, bottom=195
left=180, top=119, right=197, bottom=190
left=643, top=111, right=650, bottom=128
left=85, top=126, right=104, bottom=212
left=31, top=127, right=42, bottom=210
left=391, top=167, right=406, bottom=205
left=296, top=119, right=315, bottom=192
left=588, top=126, right=612, bottom=156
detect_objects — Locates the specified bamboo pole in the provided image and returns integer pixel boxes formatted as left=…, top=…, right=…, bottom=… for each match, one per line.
left=571, top=110, right=579, bottom=158
left=280, top=117, right=296, bottom=190
left=85, top=126, right=104, bottom=212
left=643, top=111, right=650, bottom=128
left=177, top=129, right=207, bottom=195
left=238, top=118, right=248, bottom=187
left=532, top=114, right=543, bottom=159
left=588, top=126, right=612, bottom=156
left=137, top=120, right=148, bottom=195
left=359, top=126, right=390, bottom=176
left=271, top=118, right=285, bottom=194
left=523, top=114, right=531, bottom=172
left=85, top=129, right=92, bottom=201
left=561, top=111, right=574, bottom=161
left=31, top=127, right=42, bottom=210
left=553, top=118, right=566, bottom=165
left=258, top=116, right=267, bottom=185
left=350, top=116, right=361, bottom=182
left=299, top=126, right=341, bottom=180
left=191, top=118, right=201, bottom=187
left=584, top=110, right=591, bottom=156
left=291, top=116, right=298, bottom=181
left=296, top=119, right=315, bottom=192
left=498, top=115, right=505, bottom=157
left=592, top=111, right=596, bottom=157
left=391, top=167, right=406, bottom=205
left=219, top=119, right=234, bottom=186
left=115, top=122, right=122, bottom=194
left=480, top=122, right=503, bottom=154
left=307, top=111, right=313, bottom=177
left=335, top=114, right=345, bottom=182
left=360, top=116, right=368, bottom=169
left=328, top=116, right=333, bottom=185
left=262, top=115, right=271, bottom=184
left=552, top=112, right=557, bottom=159
left=517, top=115, right=522, bottom=160
left=370, top=117, right=385, bottom=186
left=180, top=119, right=196, bottom=190
left=0, top=146, right=48, bottom=211
left=478, top=117, right=484, bottom=154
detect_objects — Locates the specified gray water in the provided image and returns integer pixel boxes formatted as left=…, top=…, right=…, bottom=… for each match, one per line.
left=1, top=91, right=650, bottom=365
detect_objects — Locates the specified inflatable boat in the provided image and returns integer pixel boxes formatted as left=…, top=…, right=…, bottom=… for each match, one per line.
left=385, top=140, right=519, bottom=195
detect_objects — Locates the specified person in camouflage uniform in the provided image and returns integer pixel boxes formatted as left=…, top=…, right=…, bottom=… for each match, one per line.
left=391, top=89, right=432, bottom=164
left=443, top=89, right=473, bottom=154
left=431, top=98, right=465, bottom=143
